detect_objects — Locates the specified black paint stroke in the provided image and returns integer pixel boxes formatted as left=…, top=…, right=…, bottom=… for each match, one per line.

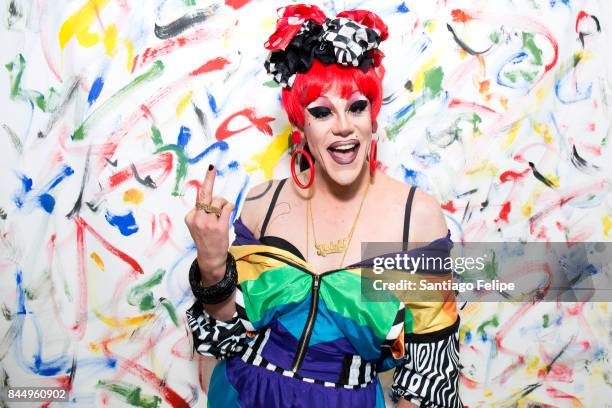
left=446, top=23, right=493, bottom=56
left=154, top=5, right=219, bottom=39
left=105, top=158, right=118, bottom=167
left=131, top=163, right=157, bottom=188
left=528, top=161, right=556, bottom=188
left=461, top=200, right=471, bottom=224
left=0, top=208, right=6, bottom=220
left=480, top=199, right=488, bottom=211
left=66, top=147, right=91, bottom=219
left=571, top=145, right=599, bottom=172
left=245, top=181, right=273, bottom=201
left=40, top=78, right=80, bottom=139
left=2, top=123, right=22, bottom=155
left=578, top=15, right=601, bottom=47
left=545, top=336, right=575, bottom=374
left=192, top=103, right=210, bottom=140
left=457, top=188, right=478, bottom=198
left=85, top=198, right=105, bottom=213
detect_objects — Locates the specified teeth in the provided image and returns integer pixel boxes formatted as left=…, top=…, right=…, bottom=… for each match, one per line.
left=330, top=143, right=357, bottom=151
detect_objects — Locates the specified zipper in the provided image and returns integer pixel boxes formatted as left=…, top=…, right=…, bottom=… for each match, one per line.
left=291, top=273, right=321, bottom=372
left=250, top=251, right=348, bottom=373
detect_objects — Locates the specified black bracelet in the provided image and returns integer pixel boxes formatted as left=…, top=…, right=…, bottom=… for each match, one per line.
left=189, top=253, right=237, bottom=304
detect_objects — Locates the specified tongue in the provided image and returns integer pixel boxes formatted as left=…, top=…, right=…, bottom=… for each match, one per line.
left=328, top=145, right=358, bottom=165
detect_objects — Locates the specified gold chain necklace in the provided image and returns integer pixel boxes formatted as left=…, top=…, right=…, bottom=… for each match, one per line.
left=306, top=178, right=370, bottom=268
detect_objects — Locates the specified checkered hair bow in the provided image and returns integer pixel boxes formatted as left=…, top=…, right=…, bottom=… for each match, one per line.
left=264, top=5, right=387, bottom=88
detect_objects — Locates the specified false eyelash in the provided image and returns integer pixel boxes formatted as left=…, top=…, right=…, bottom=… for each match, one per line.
left=349, top=100, right=368, bottom=113
left=307, top=106, right=332, bottom=118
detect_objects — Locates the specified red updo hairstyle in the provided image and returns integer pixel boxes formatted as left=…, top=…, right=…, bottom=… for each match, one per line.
left=273, top=7, right=389, bottom=130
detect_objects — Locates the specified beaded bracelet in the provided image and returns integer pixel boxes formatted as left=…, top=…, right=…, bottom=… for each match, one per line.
left=189, top=253, right=237, bottom=304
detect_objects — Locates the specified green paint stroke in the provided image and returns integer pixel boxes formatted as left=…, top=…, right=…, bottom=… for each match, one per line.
left=97, top=381, right=162, bottom=408
left=160, top=297, right=178, bottom=326
left=424, top=66, right=444, bottom=97
left=128, top=269, right=165, bottom=311
left=263, top=80, right=279, bottom=88
left=522, top=32, right=542, bottom=66
left=477, top=315, right=499, bottom=337
left=471, top=113, right=482, bottom=134
left=384, top=109, right=416, bottom=141
left=154, top=144, right=188, bottom=196
left=72, top=60, right=164, bottom=141
left=151, top=125, right=163, bottom=147
left=5, top=54, right=60, bottom=112
left=542, top=314, right=550, bottom=328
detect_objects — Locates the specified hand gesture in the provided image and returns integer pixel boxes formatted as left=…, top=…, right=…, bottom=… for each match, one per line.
left=184, top=165, right=235, bottom=286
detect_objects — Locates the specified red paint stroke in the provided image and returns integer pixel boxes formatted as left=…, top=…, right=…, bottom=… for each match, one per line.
left=106, top=152, right=173, bottom=190
left=448, top=98, right=499, bottom=115
left=441, top=201, right=457, bottom=213
left=451, top=9, right=473, bottom=23
left=151, top=214, right=156, bottom=239
left=575, top=11, right=590, bottom=32
left=500, top=168, right=530, bottom=183
left=499, top=355, right=525, bottom=384
left=495, top=201, right=511, bottom=223
left=225, top=0, right=252, bottom=10
left=100, top=338, right=189, bottom=408
left=141, top=104, right=153, bottom=120
left=546, top=386, right=583, bottom=406
left=189, top=57, right=230, bottom=76
left=459, top=373, right=479, bottom=389
left=215, top=108, right=275, bottom=141
left=133, top=28, right=217, bottom=72
left=146, top=213, right=183, bottom=255
left=75, top=216, right=144, bottom=274
left=496, top=302, right=538, bottom=356
left=74, top=217, right=88, bottom=339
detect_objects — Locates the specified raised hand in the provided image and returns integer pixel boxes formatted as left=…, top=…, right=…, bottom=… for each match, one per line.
left=184, top=164, right=235, bottom=286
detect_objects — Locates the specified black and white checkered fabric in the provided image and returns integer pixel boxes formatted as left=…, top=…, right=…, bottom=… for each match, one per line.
left=264, top=17, right=382, bottom=88
left=320, top=17, right=380, bottom=67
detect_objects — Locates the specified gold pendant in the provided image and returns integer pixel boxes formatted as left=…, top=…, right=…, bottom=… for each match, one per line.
left=315, top=238, right=348, bottom=257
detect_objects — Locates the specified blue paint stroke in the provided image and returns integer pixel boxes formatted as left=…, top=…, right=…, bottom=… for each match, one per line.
left=412, top=151, right=441, bottom=166
left=88, top=77, right=104, bottom=106
left=550, top=0, right=570, bottom=7
left=214, top=160, right=240, bottom=177
left=177, top=125, right=191, bottom=147
left=13, top=166, right=74, bottom=213
left=397, top=2, right=409, bottom=13
left=496, top=52, right=533, bottom=90
left=232, top=175, right=250, bottom=225
left=554, top=70, right=592, bottom=104
left=207, top=91, right=218, bottom=116
left=400, top=165, right=430, bottom=191
left=188, top=140, right=229, bottom=164
left=105, top=210, right=139, bottom=236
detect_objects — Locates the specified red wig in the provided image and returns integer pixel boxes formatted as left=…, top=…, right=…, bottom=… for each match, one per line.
left=281, top=59, right=385, bottom=129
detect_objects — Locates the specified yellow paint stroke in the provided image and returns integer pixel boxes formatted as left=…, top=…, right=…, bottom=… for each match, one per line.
left=123, top=188, right=144, bottom=204
left=465, top=160, right=498, bottom=176
left=90, top=252, right=105, bottom=271
left=502, top=120, right=522, bottom=150
left=176, top=91, right=194, bottom=118
left=244, top=130, right=290, bottom=179
left=525, top=356, right=540, bottom=375
left=95, top=310, right=155, bottom=328
left=103, top=23, right=118, bottom=56
left=423, top=19, right=436, bottom=33
left=532, top=122, right=553, bottom=143
left=458, top=324, right=472, bottom=342
left=124, top=38, right=134, bottom=72
left=59, top=0, right=111, bottom=49
left=412, top=55, right=442, bottom=95
left=483, top=390, right=493, bottom=397
left=522, top=185, right=546, bottom=217
left=602, top=215, right=612, bottom=237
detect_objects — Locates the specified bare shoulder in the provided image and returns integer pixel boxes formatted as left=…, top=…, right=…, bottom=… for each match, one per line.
left=239, top=179, right=280, bottom=238
left=410, top=186, right=449, bottom=242
left=378, top=175, right=448, bottom=243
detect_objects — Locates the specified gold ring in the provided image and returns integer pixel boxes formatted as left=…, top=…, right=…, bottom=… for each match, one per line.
left=195, top=202, right=222, bottom=217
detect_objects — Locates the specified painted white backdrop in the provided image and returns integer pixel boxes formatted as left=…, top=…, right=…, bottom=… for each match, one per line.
left=1, top=0, right=611, bottom=406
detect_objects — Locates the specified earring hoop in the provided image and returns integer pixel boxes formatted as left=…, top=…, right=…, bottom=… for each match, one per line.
left=369, top=139, right=378, bottom=178
left=291, top=148, right=314, bottom=189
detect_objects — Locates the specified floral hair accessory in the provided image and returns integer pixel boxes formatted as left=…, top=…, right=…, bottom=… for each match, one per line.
left=264, top=4, right=388, bottom=88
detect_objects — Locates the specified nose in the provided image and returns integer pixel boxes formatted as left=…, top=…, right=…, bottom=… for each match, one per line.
left=331, top=110, right=354, bottom=137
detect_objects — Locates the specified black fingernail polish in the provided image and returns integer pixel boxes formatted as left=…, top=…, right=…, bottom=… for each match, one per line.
left=208, top=164, right=214, bottom=171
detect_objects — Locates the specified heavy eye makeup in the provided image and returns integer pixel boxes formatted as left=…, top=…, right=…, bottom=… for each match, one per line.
left=348, top=99, right=368, bottom=114
left=307, top=106, right=332, bottom=119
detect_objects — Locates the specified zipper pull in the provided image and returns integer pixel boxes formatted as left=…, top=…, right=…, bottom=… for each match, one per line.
left=313, top=274, right=320, bottom=289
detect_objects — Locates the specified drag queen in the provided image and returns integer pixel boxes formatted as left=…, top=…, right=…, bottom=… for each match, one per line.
left=185, top=4, right=462, bottom=407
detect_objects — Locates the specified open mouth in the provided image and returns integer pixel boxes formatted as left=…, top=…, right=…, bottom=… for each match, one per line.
left=327, top=140, right=360, bottom=165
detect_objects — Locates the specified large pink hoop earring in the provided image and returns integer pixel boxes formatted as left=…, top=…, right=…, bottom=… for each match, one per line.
left=291, top=148, right=314, bottom=189
left=369, top=139, right=377, bottom=178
